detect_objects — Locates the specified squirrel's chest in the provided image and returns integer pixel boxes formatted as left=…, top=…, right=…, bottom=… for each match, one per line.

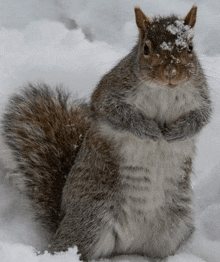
left=127, top=82, right=202, bottom=124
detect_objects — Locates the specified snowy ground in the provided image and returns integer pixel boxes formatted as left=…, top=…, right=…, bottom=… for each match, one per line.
left=0, top=1, right=220, bottom=262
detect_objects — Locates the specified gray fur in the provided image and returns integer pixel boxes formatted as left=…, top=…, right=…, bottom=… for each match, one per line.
left=2, top=6, right=212, bottom=262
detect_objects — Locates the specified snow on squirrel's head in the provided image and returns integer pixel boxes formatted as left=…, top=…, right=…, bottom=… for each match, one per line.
left=134, top=5, right=198, bottom=88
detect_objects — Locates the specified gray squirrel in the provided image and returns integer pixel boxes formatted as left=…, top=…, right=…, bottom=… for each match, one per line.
left=2, top=5, right=212, bottom=261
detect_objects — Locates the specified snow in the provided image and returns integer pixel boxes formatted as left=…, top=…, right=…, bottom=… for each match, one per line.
left=160, top=41, right=173, bottom=51
left=166, top=20, right=194, bottom=49
left=167, top=20, right=194, bottom=38
left=0, top=1, right=220, bottom=262
left=160, top=20, right=194, bottom=51
left=0, top=243, right=79, bottom=262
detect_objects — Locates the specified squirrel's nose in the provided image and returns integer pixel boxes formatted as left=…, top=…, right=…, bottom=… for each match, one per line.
left=164, top=67, right=177, bottom=79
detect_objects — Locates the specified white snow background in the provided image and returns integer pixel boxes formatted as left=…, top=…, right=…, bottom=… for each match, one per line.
left=0, top=0, right=219, bottom=262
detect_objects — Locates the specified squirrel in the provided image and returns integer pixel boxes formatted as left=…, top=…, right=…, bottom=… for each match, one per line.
left=1, top=5, right=212, bottom=261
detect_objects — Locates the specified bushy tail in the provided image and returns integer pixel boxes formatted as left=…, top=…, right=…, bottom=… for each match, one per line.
left=2, top=83, right=90, bottom=235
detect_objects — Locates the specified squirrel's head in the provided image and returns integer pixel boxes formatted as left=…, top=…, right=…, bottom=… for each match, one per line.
left=134, top=5, right=197, bottom=88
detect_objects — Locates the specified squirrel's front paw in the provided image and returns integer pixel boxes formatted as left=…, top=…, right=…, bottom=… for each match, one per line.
left=134, top=120, right=161, bottom=141
left=161, top=125, right=188, bottom=142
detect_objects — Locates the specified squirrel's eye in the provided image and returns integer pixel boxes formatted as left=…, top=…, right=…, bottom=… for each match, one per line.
left=144, top=44, right=150, bottom=56
left=188, top=43, right=193, bottom=54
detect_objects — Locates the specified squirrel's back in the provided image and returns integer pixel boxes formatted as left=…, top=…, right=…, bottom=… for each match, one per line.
left=2, top=83, right=90, bottom=235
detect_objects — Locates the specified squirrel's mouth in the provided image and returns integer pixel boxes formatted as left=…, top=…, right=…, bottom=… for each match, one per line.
left=167, top=83, right=178, bottom=88
left=155, top=76, right=188, bottom=88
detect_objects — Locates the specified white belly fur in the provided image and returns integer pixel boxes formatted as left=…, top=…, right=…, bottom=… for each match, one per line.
left=99, top=122, right=195, bottom=256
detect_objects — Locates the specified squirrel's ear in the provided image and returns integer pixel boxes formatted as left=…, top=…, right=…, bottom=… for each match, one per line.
left=184, top=5, right=197, bottom=28
left=134, top=7, right=150, bottom=38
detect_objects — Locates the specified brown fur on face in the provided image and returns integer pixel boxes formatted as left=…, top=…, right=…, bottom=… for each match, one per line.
left=185, top=5, right=197, bottom=28
left=134, top=6, right=151, bottom=39
left=135, top=7, right=197, bottom=87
